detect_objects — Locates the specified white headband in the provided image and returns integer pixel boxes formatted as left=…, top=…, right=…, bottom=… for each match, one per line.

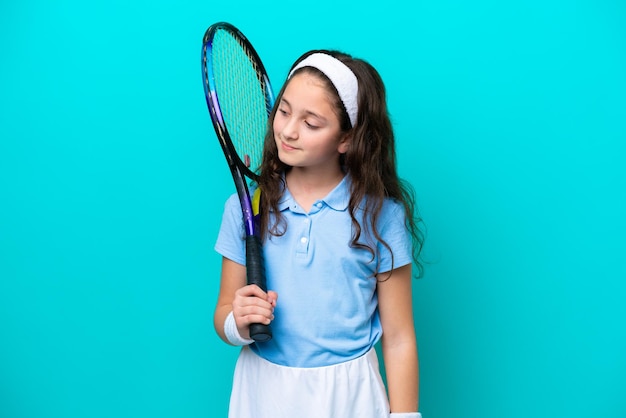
left=288, top=53, right=359, bottom=127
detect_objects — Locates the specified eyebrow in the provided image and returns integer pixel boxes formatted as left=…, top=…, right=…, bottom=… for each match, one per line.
left=280, top=98, right=328, bottom=122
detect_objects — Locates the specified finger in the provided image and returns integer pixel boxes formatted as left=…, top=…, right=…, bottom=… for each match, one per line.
left=244, top=313, right=274, bottom=326
left=233, top=293, right=274, bottom=311
left=236, top=284, right=270, bottom=300
left=267, top=290, right=278, bottom=306
left=233, top=305, right=275, bottom=326
left=232, top=296, right=275, bottom=318
left=234, top=302, right=274, bottom=317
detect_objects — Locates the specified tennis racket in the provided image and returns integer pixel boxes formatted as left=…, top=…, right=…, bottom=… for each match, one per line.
left=201, top=22, right=274, bottom=342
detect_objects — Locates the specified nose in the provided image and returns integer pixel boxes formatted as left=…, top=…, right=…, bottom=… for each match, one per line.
left=279, top=117, right=299, bottom=141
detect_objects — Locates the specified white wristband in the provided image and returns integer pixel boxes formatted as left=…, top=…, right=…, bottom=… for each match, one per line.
left=390, top=413, right=422, bottom=418
left=224, top=311, right=254, bottom=346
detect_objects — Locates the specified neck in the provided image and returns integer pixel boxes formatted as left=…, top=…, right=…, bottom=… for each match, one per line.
left=286, top=167, right=345, bottom=212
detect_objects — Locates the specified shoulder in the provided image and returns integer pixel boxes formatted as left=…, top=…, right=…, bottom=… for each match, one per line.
left=219, top=192, right=244, bottom=230
left=377, top=198, right=408, bottom=237
left=381, top=196, right=405, bottom=213
left=223, top=192, right=241, bottom=212
left=369, top=196, right=406, bottom=223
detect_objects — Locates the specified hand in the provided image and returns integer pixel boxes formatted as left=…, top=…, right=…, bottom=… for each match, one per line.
left=232, top=285, right=277, bottom=339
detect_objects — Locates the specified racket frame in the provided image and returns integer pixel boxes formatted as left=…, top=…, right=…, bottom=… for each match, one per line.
left=201, top=22, right=275, bottom=342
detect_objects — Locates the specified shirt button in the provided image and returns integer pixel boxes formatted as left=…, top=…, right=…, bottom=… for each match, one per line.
left=316, top=202, right=322, bottom=208
left=300, top=237, right=308, bottom=244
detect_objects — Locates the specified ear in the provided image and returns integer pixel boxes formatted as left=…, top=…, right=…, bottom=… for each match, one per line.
left=337, top=132, right=351, bottom=154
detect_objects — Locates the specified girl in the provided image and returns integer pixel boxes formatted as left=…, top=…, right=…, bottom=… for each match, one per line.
left=214, top=50, right=424, bottom=418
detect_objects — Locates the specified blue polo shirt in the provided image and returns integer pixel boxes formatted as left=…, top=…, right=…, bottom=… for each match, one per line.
left=215, top=175, right=412, bottom=367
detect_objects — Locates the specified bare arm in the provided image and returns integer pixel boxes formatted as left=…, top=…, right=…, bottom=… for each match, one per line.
left=213, top=257, right=277, bottom=343
left=377, top=263, right=419, bottom=412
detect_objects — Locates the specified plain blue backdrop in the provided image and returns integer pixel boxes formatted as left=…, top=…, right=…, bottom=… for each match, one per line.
left=1, top=1, right=625, bottom=417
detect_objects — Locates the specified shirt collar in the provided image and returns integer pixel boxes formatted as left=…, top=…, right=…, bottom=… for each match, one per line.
left=277, top=174, right=350, bottom=212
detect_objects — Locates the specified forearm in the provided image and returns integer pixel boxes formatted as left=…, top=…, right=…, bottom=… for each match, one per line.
left=382, top=337, right=419, bottom=413
left=213, top=303, right=234, bottom=344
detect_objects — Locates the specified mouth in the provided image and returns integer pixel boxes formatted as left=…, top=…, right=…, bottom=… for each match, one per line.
left=279, top=141, right=298, bottom=152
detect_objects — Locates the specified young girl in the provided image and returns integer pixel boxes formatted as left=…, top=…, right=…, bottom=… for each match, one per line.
left=214, top=49, right=424, bottom=418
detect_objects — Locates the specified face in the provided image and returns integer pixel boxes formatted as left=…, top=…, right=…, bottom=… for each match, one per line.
left=273, top=72, right=349, bottom=173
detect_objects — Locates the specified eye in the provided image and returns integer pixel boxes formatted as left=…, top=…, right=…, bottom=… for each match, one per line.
left=304, top=121, right=320, bottom=129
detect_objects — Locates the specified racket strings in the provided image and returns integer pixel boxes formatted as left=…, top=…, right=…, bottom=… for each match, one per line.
left=212, top=29, right=268, bottom=173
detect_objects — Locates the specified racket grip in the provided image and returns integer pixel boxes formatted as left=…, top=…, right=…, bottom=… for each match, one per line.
left=249, top=323, right=272, bottom=343
left=245, top=235, right=273, bottom=342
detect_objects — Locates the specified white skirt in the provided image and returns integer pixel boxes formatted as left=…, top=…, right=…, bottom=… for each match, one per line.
left=229, top=346, right=390, bottom=418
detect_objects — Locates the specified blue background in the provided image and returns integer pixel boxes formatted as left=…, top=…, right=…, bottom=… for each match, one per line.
left=1, top=1, right=625, bottom=417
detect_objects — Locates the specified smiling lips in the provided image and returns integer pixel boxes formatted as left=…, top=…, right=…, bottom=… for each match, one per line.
left=280, top=141, right=298, bottom=152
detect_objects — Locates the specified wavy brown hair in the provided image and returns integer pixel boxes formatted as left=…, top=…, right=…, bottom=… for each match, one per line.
left=257, top=50, right=424, bottom=278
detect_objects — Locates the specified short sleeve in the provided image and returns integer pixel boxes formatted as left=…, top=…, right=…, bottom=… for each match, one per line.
left=214, top=193, right=246, bottom=265
left=376, top=200, right=413, bottom=273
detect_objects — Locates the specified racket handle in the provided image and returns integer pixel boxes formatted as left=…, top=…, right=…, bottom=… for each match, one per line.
left=245, top=235, right=273, bottom=342
left=249, top=323, right=272, bottom=343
